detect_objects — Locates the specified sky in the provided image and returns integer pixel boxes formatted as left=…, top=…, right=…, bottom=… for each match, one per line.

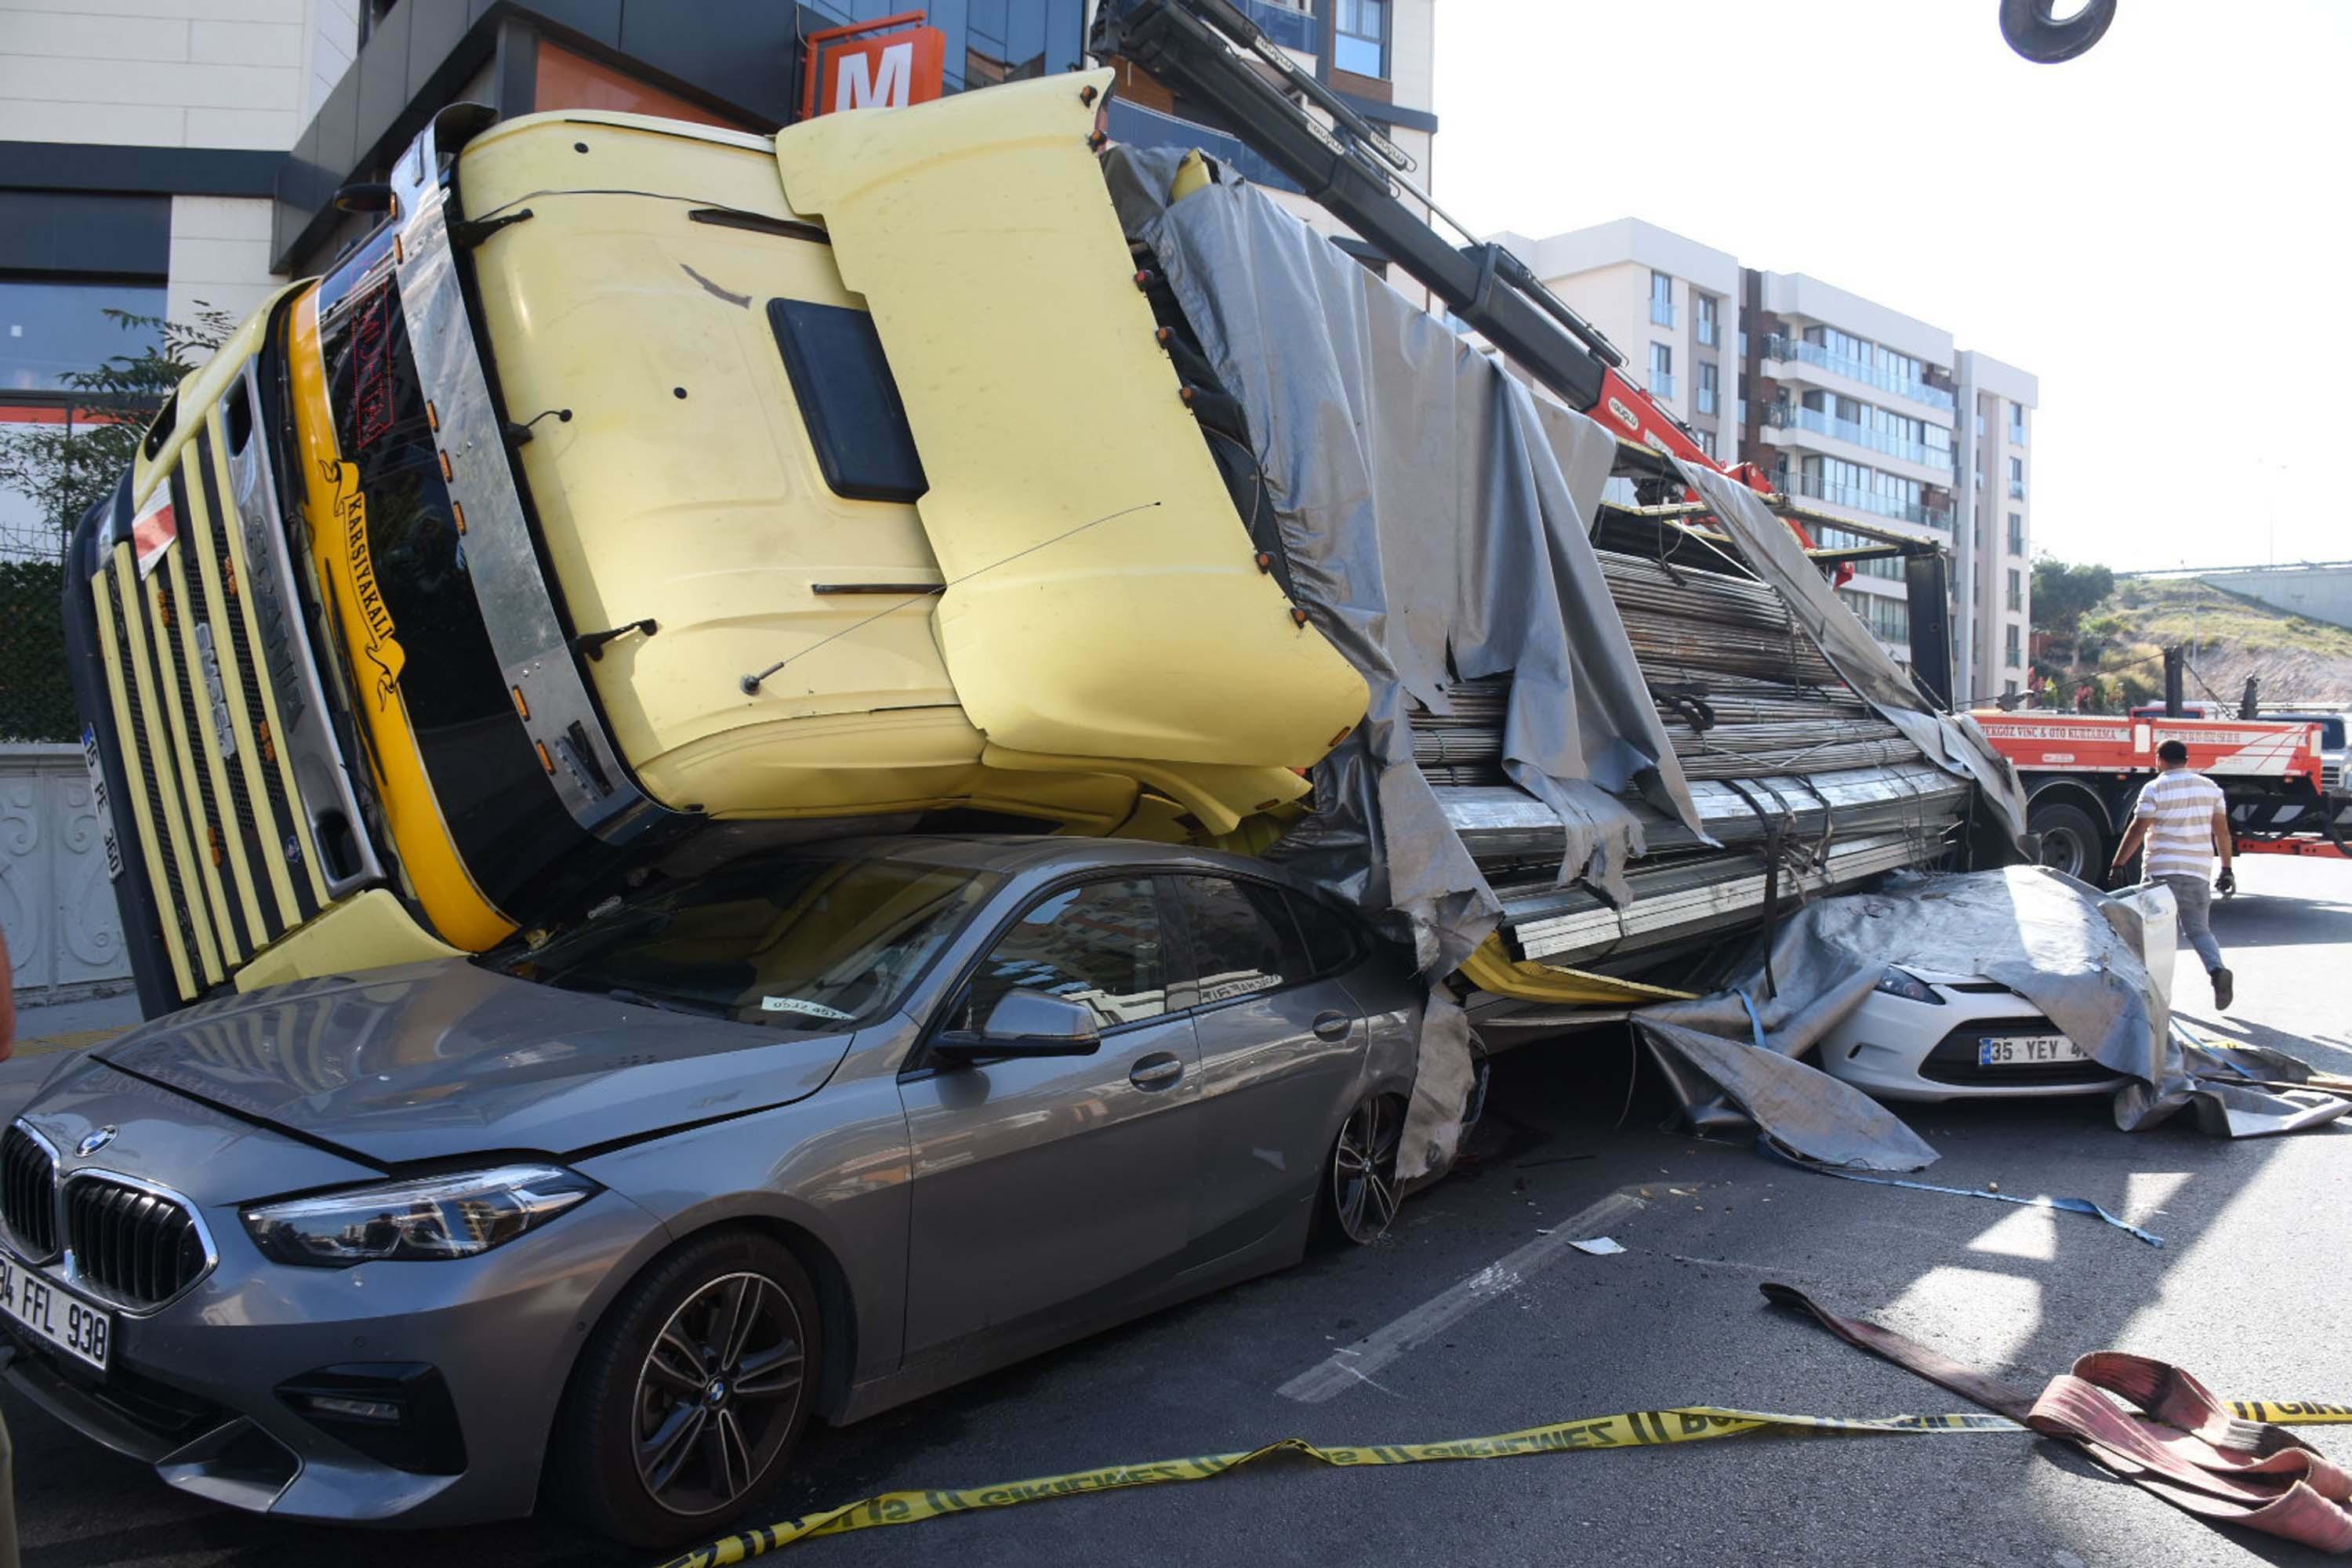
left=1426, top=0, right=2352, bottom=573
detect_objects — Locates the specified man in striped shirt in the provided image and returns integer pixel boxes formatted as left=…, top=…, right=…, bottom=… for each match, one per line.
left=2110, top=740, right=2236, bottom=1009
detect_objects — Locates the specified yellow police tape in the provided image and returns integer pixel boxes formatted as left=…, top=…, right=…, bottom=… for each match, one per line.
left=652, top=1399, right=2351, bottom=1567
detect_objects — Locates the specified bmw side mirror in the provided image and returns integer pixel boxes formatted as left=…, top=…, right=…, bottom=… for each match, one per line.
left=932, top=989, right=1103, bottom=1062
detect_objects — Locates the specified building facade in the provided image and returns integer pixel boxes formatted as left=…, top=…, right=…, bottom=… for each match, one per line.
left=0, top=0, right=1437, bottom=558
left=1503, top=218, right=2037, bottom=700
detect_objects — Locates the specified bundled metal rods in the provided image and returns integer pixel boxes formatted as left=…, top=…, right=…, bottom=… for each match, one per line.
left=1409, top=547, right=1961, bottom=976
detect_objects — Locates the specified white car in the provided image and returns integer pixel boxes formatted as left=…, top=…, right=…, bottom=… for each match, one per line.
left=1815, top=965, right=2129, bottom=1102
left=1816, top=883, right=2176, bottom=1103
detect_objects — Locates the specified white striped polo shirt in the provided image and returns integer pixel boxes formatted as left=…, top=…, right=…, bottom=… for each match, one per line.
left=2134, top=768, right=2227, bottom=878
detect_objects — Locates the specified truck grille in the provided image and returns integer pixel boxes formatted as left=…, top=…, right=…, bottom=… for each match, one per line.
left=66, top=1178, right=209, bottom=1308
left=1, top=1125, right=58, bottom=1260
left=90, top=416, right=328, bottom=1002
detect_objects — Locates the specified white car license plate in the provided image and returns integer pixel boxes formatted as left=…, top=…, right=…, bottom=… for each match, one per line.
left=1977, top=1033, right=2086, bottom=1068
left=0, top=1247, right=112, bottom=1372
left=81, top=724, right=122, bottom=882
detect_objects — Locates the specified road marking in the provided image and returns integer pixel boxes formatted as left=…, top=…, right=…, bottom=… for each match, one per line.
left=1277, top=1189, right=1646, bottom=1404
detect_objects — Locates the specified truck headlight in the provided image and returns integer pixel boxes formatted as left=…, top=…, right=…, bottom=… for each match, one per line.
left=1872, top=966, right=1944, bottom=1005
left=243, top=1164, right=597, bottom=1268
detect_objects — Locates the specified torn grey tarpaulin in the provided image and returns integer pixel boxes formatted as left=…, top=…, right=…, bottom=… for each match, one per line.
left=1105, top=146, right=1708, bottom=1179
left=1633, top=866, right=2347, bottom=1166
left=1671, top=459, right=2030, bottom=848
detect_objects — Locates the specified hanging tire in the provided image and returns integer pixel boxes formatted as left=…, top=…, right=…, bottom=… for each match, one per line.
left=2028, top=800, right=2104, bottom=884
left=1323, top=1093, right=1405, bottom=1247
left=548, top=1229, right=822, bottom=1548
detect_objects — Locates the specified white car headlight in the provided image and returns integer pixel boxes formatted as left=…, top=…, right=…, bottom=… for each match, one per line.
left=243, top=1164, right=597, bottom=1268
left=1872, top=966, right=1945, bottom=1005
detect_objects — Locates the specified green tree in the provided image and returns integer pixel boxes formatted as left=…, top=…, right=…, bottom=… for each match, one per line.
left=2031, top=557, right=2115, bottom=637
left=0, top=306, right=234, bottom=557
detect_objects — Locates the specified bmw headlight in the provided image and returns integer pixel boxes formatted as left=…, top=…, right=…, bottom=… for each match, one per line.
left=1872, top=966, right=1944, bottom=1005
left=243, top=1164, right=598, bottom=1268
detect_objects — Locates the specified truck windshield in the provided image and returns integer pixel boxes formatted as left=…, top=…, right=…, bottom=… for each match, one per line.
left=488, top=853, right=1001, bottom=1030
left=316, top=279, right=580, bottom=912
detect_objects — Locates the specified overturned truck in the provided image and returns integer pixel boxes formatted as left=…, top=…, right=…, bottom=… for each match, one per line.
left=64, top=16, right=2026, bottom=1179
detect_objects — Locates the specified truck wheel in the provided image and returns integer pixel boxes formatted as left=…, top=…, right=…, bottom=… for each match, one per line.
left=2028, top=801, right=2103, bottom=884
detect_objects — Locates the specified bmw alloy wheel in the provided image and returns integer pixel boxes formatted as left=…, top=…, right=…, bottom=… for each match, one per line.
left=1330, top=1095, right=1403, bottom=1244
left=632, top=1271, right=807, bottom=1517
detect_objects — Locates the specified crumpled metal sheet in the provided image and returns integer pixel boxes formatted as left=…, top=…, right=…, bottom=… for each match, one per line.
left=1633, top=866, right=2343, bottom=1167
left=1671, top=459, right=2031, bottom=845
left=1108, top=147, right=1708, bottom=1179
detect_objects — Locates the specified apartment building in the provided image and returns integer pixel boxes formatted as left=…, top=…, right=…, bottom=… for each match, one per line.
left=0, top=0, right=1437, bottom=557
left=1501, top=218, right=2036, bottom=699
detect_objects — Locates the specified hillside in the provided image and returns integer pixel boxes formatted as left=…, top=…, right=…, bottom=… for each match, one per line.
left=2058, top=575, right=2352, bottom=709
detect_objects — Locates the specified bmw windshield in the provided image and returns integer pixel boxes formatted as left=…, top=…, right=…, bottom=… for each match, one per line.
left=485, top=851, right=1000, bottom=1029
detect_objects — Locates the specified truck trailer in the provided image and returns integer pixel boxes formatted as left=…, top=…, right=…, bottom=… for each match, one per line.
left=63, top=0, right=2019, bottom=1036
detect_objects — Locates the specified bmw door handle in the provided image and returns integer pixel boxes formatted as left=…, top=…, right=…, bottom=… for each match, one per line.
left=1130, top=1052, right=1185, bottom=1091
left=1312, top=1011, right=1352, bottom=1042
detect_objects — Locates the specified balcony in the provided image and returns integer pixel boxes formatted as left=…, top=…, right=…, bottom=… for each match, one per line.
left=1241, top=0, right=1321, bottom=53
left=1696, top=386, right=1718, bottom=415
left=1760, top=334, right=1955, bottom=413
left=2009, top=423, right=2027, bottom=448
left=1783, top=470, right=1951, bottom=529
left=1650, top=299, right=1678, bottom=328
left=1651, top=372, right=1678, bottom=401
left=2009, top=479, right=2026, bottom=499
left=1766, top=403, right=1954, bottom=470
left=1697, top=317, right=1718, bottom=347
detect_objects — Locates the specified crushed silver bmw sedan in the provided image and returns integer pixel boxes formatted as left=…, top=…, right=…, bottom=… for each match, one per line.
left=0, top=837, right=1421, bottom=1546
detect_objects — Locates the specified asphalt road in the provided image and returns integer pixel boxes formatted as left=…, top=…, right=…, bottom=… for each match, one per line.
left=9, top=856, right=2351, bottom=1568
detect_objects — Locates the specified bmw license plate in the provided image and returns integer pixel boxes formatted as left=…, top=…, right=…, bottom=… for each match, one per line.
left=1977, top=1033, right=2086, bottom=1068
left=0, top=1247, right=112, bottom=1372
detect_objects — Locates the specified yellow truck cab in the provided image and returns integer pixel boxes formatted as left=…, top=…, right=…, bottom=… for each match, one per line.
left=64, top=74, right=1367, bottom=1013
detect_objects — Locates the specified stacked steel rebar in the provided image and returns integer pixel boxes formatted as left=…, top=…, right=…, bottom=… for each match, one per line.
left=1416, top=548, right=1964, bottom=978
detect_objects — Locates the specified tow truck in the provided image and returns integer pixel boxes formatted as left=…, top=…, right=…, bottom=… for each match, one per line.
left=1973, top=675, right=2350, bottom=880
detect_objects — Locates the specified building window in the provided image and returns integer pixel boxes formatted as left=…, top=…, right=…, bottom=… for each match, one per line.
left=1650, top=270, right=1675, bottom=328
left=1975, top=408, right=1984, bottom=439
left=1696, top=294, right=1718, bottom=346
left=1696, top=361, right=1719, bottom=415
left=1695, top=428, right=1716, bottom=459
left=2006, top=568, right=2022, bottom=612
left=2009, top=403, right=2026, bottom=446
left=2004, top=678, right=2020, bottom=698
left=1650, top=342, right=1675, bottom=401
left=0, top=278, right=166, bottom=393
left=1836, top=585, right=1910, bottom=644
left=1335, top=0, right=1388, bottom=78
left=2009, top=454, right=2025, bottom=499
left=1815, top=526, right=1902, bottom=582
left=2006, top=512, right=2024, bottom=555
left=2004, top=623, right=2021, bottom=667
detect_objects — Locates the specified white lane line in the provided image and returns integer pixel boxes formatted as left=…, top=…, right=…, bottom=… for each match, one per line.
left=1276, top=1189, right=1647, bottom=1404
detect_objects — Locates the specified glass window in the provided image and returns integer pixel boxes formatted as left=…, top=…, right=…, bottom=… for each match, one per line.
left=1650, top=342, right=1671, bottom=378
left=767, top=299, right=928, bottom=503
left=1287, top=890, right=1361, bottom=977
left=2007, top=512, right=2025, bottom=554
left=2006, top=568, right=2022, bottom=611
left=0, top=278, right=165, bottom=393
left=1178, top=876, right=1301, bottom=1005
left=1336, top=0, right=1387, bottom=76
left=321, top=279, right=587, bottom=913
left=491, top=851, right=1000, bottom=1030
left=964, top=877, right=1167, bottom=1031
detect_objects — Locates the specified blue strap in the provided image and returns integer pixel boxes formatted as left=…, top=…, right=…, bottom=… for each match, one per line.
left=1757, top=1138, right=2164, bottom=1248
left=1733, top=989, right=1769, bottom=1052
